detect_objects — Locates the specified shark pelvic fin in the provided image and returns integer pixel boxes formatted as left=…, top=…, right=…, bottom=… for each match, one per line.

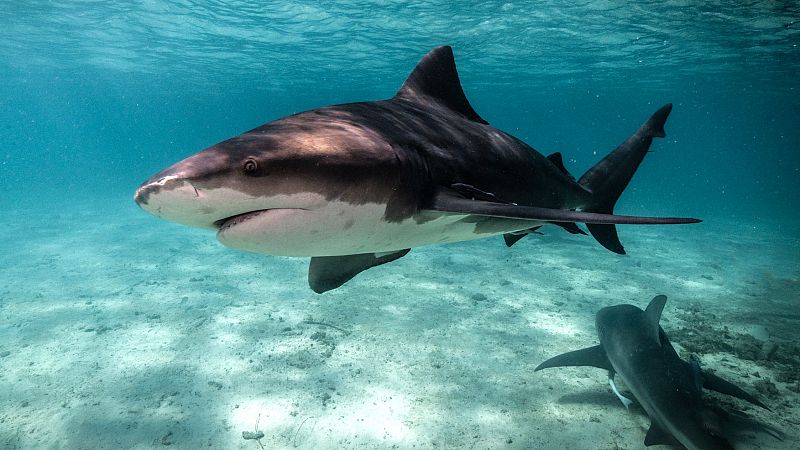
left=535, top=345, right=612, bottom=372
left=395, top=46, right=488, bottom=124
left=643, top=422, right=682, bottom=447
left=308, top=249, right=410, bottom=294
left=702, top=370, right=771, bottom=411
left=644, top=295, right=668, bottom=345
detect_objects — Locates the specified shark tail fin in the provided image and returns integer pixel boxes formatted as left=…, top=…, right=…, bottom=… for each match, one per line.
left=577, top=104, right=673, bottom=254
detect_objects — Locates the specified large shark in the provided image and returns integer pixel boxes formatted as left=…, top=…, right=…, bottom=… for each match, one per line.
left=535, top=295, right=770, bottom=450
left=134, top=46, right=699, bottom=293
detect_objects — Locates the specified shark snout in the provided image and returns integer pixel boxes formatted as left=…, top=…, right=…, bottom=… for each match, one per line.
left=133, top=172, right=220, bottom=228
left=134, top=174, right=193, bottom=206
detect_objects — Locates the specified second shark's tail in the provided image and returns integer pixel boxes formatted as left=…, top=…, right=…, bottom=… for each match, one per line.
left=578, top=103, right=674, bottom=254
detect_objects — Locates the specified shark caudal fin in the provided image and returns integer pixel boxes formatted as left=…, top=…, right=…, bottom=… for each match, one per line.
left=578, top=104, right=673, bottom=254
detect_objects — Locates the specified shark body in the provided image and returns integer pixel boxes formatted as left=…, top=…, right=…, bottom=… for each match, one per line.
left=536, top=295, right=770, bottom=450
left=134, top=46, right=699, bottom=292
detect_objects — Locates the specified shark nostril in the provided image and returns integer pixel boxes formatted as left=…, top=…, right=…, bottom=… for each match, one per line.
left=134, top=183, right=157, bottom=205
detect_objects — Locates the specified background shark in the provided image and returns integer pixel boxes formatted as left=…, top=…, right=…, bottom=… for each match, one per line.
left=134, top=46, right=699, bottom=293
left=536, top=295, right=772, bottom=450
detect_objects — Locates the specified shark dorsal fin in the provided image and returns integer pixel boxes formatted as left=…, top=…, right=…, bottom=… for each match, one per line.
left=395, top=46, right=488, bottom=124
left=644, top=295, right=668, bottom=344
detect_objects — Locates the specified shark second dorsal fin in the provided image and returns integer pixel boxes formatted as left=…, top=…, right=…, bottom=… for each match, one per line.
left=644, top=295, right=667, bottom=345
left=546, top=152, right=575, bottom=180
left=395, top=46, right=488, bottom=124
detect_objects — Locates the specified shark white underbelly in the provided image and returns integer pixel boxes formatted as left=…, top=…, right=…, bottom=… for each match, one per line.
left=216, top=199, right=539, bottom=256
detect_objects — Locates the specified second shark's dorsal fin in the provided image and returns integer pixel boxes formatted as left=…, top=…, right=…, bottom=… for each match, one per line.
left=395, top=46, right=488, bottom=124
left=644, top=295, right=667, bottom=345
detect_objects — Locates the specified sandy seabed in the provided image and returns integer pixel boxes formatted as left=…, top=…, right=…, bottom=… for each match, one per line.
left=1, top=199, right=798, bottom=449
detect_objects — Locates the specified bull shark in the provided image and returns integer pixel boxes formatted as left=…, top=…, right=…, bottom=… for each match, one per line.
left=134, top=46, right=699, bottom=293
left=535, top=295, right=770, bottom=450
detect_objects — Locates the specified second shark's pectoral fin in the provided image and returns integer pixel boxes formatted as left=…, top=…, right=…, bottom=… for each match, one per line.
left=535, top=345, right=612, bottom=372
left=308, top=249, right=411, bottom=294
left=643, top=422, right=682, bottom=447
left=427, top=188, right=701, bottom=226
left=644, top=295, right=668, bottom=345
left=702, top=370, right=771, bottom=411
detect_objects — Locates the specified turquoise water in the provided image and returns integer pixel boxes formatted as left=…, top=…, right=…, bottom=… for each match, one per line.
left=2, top=1, right=798, bottom=221
left=1, top=2, right=799, bottom=449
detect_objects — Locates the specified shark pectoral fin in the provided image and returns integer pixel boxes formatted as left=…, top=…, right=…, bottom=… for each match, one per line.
left=427, top=188, right=701, bottom=226
left=534, top=345, right=612, bottom=372
left=608, top=375, right=633, bottom=410
left=702, top=370, right=771, bottom=411
left=643, top=422, right=682, bottom=447
left=644, top=295, right=668, bottom=345
left=308, top=249, right=411, bottom=294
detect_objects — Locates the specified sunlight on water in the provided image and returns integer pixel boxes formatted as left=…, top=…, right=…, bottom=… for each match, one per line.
left=2, top=1, right=797, bottom=92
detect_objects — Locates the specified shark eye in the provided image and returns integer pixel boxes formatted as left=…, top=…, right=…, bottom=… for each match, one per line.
left=242, top=158, right=258, bottom=175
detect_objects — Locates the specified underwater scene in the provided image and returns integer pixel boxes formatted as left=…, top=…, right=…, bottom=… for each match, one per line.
left=1, top=1, right=798, bottom=449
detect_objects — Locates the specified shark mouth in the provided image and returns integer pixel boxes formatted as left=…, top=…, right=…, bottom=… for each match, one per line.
left=214, top=210, right=273, bottom=232
left=215, top=208, right=309, bottom=232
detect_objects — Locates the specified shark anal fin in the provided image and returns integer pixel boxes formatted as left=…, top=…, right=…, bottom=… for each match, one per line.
left=643, top=422, right=682, bottom=447
left=702, top=370, right=771, bottom=411
left=503, top=226, right=542, bottom=247
left=308, top=249, right=410, bottom=294
left=608, top=374, right=634, bottom=410
left=428, top=188, right=700, bottom=226
left=503, top=232, right=527, bottom=247
left=644, top=295, right=668, bottom=345
left=535, top=345, right=612, bottom=372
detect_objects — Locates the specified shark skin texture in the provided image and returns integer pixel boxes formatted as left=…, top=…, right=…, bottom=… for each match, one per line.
left=135, top=46, right=700, bottom=292
left=536, top=295, right=772, bottom=450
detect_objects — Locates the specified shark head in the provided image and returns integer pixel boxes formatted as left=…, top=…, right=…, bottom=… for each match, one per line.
left=134, top=108, right=412, bottom=255
left=595, top=303, right=641, bottom=343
